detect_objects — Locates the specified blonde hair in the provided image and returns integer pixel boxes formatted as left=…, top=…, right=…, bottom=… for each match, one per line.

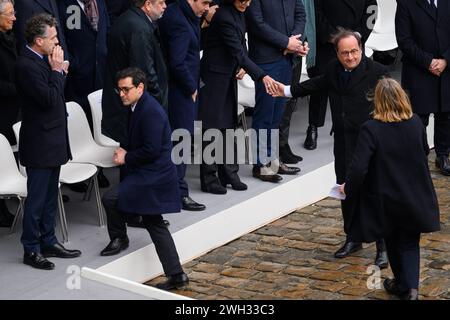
left=372, top=78, right=413, bottom=123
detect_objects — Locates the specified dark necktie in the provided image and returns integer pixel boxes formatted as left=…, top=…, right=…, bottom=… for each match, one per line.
left=79, top=0, right=99, bottom=31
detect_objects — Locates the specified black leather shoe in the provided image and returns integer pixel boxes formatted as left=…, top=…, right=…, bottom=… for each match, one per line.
left=280, top=145, right=303, bottom=164
left=219, top=175, right=248, bottom=191
left=156, top=272, right=189, bottom=291
left=0, top=208, right=14, bottom=228
left=334, top=241, right=363, bottom=258
left=201, top=181, right=227, bottom=195
left=277, top=161, right=300, bottom=175
left=24, top=252, right=55, bottom=270
left=375, top=240, right=389, bottom=269
left=100, top=237, right=129, bottom=256
left=252, top=166, right=283, bottom=183
left=383, top=278, right=408, bottom=297
left=285, top=144, right=303, bottom=162
left=181, top=196, right=206, bottom=211
left=41, top=243, right=81, bottom=258
left=304, top=124, right=318, bottom=150
left=97, top=169, right=110, bottom=188
left=435, top=156, right=450, bottom=176
left=68, top=182, right=88, bottom=193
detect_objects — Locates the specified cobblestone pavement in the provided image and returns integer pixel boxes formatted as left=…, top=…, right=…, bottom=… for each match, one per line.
left=147, top=154, right=450, bottom=300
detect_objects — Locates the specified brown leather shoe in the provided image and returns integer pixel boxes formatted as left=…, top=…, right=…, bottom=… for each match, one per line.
left=252, top=166, right=282, bottom=183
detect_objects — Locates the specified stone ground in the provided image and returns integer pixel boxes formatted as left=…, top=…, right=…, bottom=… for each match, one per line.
left=146, top=153, right=450, bottom=300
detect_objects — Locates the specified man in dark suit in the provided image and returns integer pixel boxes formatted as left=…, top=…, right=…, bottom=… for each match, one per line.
left=395, top=0, right=450, bottom=176
left=15, top=14, right=81, bottom=270
left=159, top=0, right=210, bottom=212
left=303, top=0, right=376, bottom=150
left=272, top=29, right=388, bottom=267
left=246, top=0, right=307, bottom=182
left=100, top=67, right=189, bottom=291
left=102, top=0, right=168, bottom=147
left=14, top=0, right=68, bottom=53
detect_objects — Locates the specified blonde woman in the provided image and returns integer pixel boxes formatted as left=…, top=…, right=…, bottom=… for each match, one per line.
left=341, top=78, right=440, bottom=300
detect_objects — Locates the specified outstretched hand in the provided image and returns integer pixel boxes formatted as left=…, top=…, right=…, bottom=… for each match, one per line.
left=270, top=81, right=286, bottom=97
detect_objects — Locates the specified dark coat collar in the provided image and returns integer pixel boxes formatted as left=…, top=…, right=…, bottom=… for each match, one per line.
left=416, top=0, right=438, bottom=20
left=128, top=92, right=151, bottom=138
left=0, top=31, right=17, bottom=57
left=21, top=46, right=50, bottom=71
left=130, top=5, right=155, bottom=30
left=179, top=0, right=200, bottom=39
left=330, top=56, right=370, bottom=91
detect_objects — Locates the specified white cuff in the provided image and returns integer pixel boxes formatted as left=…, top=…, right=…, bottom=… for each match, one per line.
left=284, top=85, right=293, bottom=98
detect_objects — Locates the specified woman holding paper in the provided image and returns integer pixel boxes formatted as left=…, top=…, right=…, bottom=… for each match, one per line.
left=341, top=78, right=440, bottom=300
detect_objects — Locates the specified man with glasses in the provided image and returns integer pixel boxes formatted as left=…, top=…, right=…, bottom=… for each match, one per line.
left=272, top=29, right=389, bottom=267
left=100, top=67, right=189, bottom=291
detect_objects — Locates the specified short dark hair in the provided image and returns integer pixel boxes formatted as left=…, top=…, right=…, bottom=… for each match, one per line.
left=331, top=27, right=363, bottom=52
left=116, top=67, right=147, bottom=89
left=24, top=13, right=58, bottom=46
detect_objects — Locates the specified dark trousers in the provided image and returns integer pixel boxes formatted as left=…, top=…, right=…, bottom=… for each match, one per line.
left=385, top=230, right=421, bottom=291
left=102, top=186, right=183, bottom=277
left=21, top=167, right=60, bottom=253
left=279, top=57, right=303, bottom=149
left=200, top=129, right=239, bottom=187
left=418, top=112, right=450, bottom=157
left=252, top=57, right=292, bottom=166
left=307, top=64, right=329, bottom=127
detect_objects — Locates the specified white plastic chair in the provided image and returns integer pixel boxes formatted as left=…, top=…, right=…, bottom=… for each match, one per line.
left=12, top=122, right=105, bottom=243
left=365, top=0, right=398, bottom=57
left=0, top=134, right=27, bottom=233
left=87, top=90, right=120, bottom=148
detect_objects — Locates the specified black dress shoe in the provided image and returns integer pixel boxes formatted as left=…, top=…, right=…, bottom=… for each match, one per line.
left=181, top=196, right=206, bottom=211
left=435, top=156, right=450, bottom=176
left=285, top=144, right=303, bottom=162
left=277, top=161, right=300, bottom=175
left=97, top=169, right=110, bottom=188
left=304, top=124, right=318, bottom=150
left=252, top=166, right=283, bottom=183
left=41, top=243, right=81, bottom=258
left=24, top=252, right=55, bottom=270
left=68, top=182, right=88, bottom=193
left=201, top=181, right=227, bottom=195
left=383, top=278, right=409, bottom=297
left=0, top=207, right=14, bottom=228
left=100, top=237, right=129, bottom=256
left=156, top=272, right=189, bottom=291
left=334, top=241, right=363, bottom=258
left=219, top=175, right=248, bottom=191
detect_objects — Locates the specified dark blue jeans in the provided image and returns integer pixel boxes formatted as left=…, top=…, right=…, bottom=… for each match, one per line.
left=252, top=57, right=292, bottom=166
left=21, top=167, right=60, bottom=254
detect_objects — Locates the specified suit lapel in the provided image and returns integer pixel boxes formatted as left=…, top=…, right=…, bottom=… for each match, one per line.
left=23, top=47, right=50, bottom=71
left=35, top=0, right=53, bottom=13
left=416, top=0, right=437, bottom=21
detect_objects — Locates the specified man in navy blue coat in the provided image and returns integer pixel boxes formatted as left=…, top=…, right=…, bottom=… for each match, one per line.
left=100, top=68, right=189, bottom=291
left=159, top=0, right=211, bottom=212
left=15, top=14, right=81, bottom=270
left=14, top=0, right=68, bottom=53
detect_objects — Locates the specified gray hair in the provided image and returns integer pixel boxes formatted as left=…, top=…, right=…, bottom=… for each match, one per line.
left=0, top=0, right=14, bottom=13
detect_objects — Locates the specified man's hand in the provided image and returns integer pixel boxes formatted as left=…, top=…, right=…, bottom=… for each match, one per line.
left=191, top=90, right=198, bottom=102
left=48, top=45, right=64, bottom=72
left=262, top=75, right=277, bottom=95
left=270, top=81, right=286, bottom=97
left=236, top=68, right=246, bottom=80
left=202, top=4, right=218, bottom=28
left=287, top=34, right=302, bottom=52
left=429, top=58, right=447, bottom=77
left=62, top=60, right=70, bottom=74
left=339, top=183, right=346, bottom=196
left=297, top=41, right=310, bottom=57
left=114, top=147, right=127, bottom=165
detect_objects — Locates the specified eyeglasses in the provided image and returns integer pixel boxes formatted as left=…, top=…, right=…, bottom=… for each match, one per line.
left=0, top=10, right=16, bottom=18
left=339, top=49, right=360, bottom=57
left=115, top=86, right=136, bottom=95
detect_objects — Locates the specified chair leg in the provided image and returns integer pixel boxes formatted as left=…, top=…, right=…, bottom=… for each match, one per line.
left=58, top=189, right=69, bottom=243
left=10, top=197, right=24, bottom=234
left=84, top=178, right=94, bottom=202
left=92, top=174, right=105, bottom=227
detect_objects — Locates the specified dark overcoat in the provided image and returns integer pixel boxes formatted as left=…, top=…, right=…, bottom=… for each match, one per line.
left=345, top=116, right=441, bottom=242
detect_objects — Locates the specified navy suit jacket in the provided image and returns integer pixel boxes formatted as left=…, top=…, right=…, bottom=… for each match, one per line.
left=58, top=0, right=109, bottom=102
left=118, top=93, right=181, bottom=215
left=14, top=0, right=68, bottom=54
left=15, top=48, right=71, bottom=168
left=159, top=0, right=200, bottom=133
left=246, top=0, right=306, bottom=64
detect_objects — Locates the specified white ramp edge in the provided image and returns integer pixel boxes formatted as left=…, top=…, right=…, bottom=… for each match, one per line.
left=81, top=162, right=336, bottom=299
